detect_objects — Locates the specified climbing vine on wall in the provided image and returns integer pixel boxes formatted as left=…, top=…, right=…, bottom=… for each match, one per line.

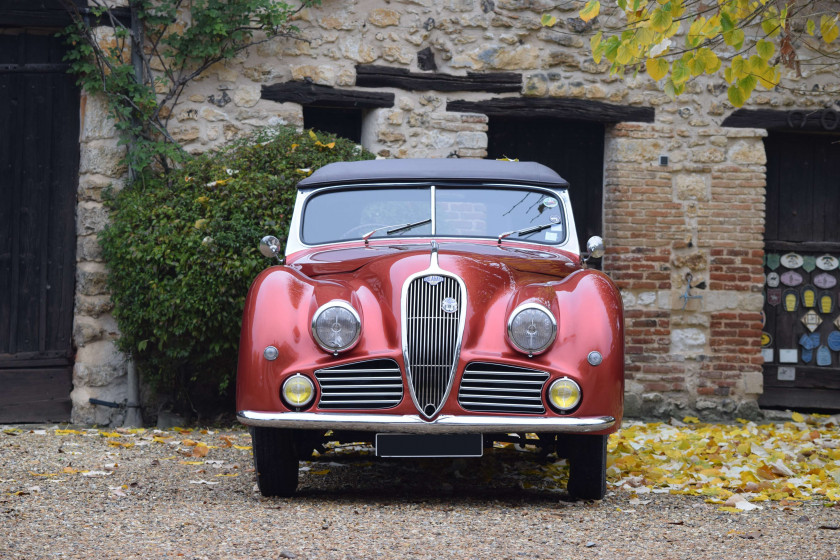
left=61, top=0, right=318, bottom=175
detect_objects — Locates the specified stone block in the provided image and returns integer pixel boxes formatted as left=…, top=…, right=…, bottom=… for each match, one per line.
left=199, top=107, right=228, bottom=122
left=671, top=328, right=707, bottom=355
left=73, top=316, right=105, bottom=347
left=523, top=73, right=548, bottom=96
left=76, top=201, right=109, bottom=236
left=78, top=174, right=123, bottom=202
left=690, top=147, right=726, bottom=163
left=342, top=36, right=378, bottom=63
left=81, top=93, right=117, bottom=141
left=291, top=65, right=337, bottom=86
left=76, top=262, right=110, bottom=297
left=674, top=173, right=710, bottom=201
left=728, top=140, right=767, bottom=165
left=456, top=131, right=486, bottom=149
left=73, top=340, right=126, bottom=387
left=476, top=45, right=539, bottom=70
left=233, top=85, right=261, bottom=108
left=76, top=234, right=104, bottom=262
left=79, top=140, right=127, bottom=177
left=369, top=8, right=401, bottom=26
left=75, top=295, right=114, bottom=318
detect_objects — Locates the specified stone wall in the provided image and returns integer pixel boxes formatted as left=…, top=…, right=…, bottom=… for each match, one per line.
left=71, top=89, right=129, bottom=425
left=65, top=0, right=840, bottom=423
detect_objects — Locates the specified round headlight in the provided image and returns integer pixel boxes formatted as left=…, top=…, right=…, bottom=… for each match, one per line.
left=547, top=378, right=581, bottom=412
left=312, top=301, right=361, bottom=353
left=282, top=374, right=315, bottom=408
left=507, top=303, right=557, bottom=355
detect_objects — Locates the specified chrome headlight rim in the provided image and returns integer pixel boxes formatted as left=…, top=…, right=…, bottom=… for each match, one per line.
left=311, top=300, right=362, bottom=353
left=281, top=373, right=316, bottom=409
left=547, top=377, right=582, bottom=414
left=506, top=302, right=557, bottom=356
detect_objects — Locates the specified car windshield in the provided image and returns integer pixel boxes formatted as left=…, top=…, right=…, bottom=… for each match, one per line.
left=301, top=185, right=566, bottom=246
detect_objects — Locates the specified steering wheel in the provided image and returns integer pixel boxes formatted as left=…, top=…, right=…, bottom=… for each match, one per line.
left=341, top=223, right=387, bottom=239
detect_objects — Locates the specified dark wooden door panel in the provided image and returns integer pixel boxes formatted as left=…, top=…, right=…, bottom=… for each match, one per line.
left=0, top=30, right=78, bottom=422
left=487, top=117, right=605, bottom=249
left=762, top=131, right=840, bottom=412
left=0, top=369, right=72, bottom=423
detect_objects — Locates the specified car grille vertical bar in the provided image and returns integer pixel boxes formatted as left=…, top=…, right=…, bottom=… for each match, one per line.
left=404, top=274, right=464, bottom=418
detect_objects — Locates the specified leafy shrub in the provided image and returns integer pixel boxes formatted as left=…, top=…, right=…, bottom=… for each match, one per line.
left=100, top=126, right=374, bottom=411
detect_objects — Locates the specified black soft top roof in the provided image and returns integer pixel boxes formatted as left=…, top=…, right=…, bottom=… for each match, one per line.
left=296, top=158, right=569, bottom=189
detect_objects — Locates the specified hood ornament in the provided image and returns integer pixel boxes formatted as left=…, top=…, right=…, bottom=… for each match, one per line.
left=430, top=240, right=439, bottom=268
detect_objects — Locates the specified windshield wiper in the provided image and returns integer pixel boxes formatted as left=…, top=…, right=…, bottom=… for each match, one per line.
left=497, top=222, right=555, bottom=245
left=362, top=218, right=432, bottom=245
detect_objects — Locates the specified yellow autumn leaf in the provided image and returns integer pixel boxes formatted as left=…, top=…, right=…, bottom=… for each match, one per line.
left=683, top=416, right=700, bottom=424
left=99, top=431, right=121, bottom=438
left=233, top=444, right=252, bottom=450
left=55, top=429, right=83, bottom=435
left=646, top=57, right=669, bottom=81
left=820, top=15, right=839, bottom=43
left=579, top=0, right=600, bottom=22
left=308, top=129, right=318, bottom=141
left=540, top=13, right=557, bottom=27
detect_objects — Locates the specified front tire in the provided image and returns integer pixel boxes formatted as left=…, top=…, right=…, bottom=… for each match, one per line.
left=251, top=427, right=299, bottom=497
left=561, top=433, right=608, bottom=500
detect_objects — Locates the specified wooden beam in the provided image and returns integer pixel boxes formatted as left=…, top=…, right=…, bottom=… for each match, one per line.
left=765, top=240, right=840, bottom=253
left=447, top=97, right=654, bottom=124
left=759, top=387, right=840, bottom=412
left=261, top=82, right=394, bottom=109
left=355, top=65, right=522, bottom=93
left=723, top=108, right=840, bottom=132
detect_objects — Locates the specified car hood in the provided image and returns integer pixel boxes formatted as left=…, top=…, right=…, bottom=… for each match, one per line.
left=289, top=242, right=580, bottom=280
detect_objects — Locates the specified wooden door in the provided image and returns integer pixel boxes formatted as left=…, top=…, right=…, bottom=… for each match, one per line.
left=0, top=31, right=78, bottom=422
left=487, top=117, right=605, bottom=254
left=760, top=131, right=840, bottom=411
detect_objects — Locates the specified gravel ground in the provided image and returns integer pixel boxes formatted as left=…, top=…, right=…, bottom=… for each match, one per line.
left=1, top=424, right=839, bottom=560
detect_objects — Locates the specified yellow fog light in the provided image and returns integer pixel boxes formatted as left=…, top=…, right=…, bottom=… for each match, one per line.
left=547, top=378, right=581, bottom=412
left=282, top=374, right=315, bottom=408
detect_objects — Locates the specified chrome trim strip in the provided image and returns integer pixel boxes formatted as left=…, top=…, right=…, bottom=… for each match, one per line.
left=238, top=411, right=615, bottom=433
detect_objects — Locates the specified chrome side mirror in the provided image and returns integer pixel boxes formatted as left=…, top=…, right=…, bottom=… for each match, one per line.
left=585, top=236, right=605, bottom=261
left=259, top=235, right=284, bottom=264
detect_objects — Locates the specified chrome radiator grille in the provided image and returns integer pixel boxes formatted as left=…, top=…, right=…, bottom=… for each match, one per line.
left=314, top=359, right=403, bottom=410
left=458, top=362, right=549, bottom=414
left=404, top=274, right=464, bottom=418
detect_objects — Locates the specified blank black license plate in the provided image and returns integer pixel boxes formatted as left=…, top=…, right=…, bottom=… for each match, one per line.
left=375, top=433, right=483, bottom=458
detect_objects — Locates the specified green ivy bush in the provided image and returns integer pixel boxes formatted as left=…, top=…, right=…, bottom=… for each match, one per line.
left=100, top=126, right=373, bottom=413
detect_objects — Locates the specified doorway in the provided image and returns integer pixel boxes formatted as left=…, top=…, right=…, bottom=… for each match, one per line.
left=486, top=117, right=605, bottom=252
left=0, top=30, right=79, bottom=422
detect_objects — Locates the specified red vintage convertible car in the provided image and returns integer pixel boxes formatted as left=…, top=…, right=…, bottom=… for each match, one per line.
left=237, top=158, right=624, bottom=499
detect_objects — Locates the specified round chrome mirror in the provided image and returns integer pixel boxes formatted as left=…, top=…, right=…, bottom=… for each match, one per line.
left=586, top=236, right=605, bottom=260
left=259, top=235, right=282, bottom=259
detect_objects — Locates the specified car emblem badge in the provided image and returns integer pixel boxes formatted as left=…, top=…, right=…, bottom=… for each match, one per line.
left=424, top=275, right=445, bottom=286
left=441, top=297, right=458, bottom=313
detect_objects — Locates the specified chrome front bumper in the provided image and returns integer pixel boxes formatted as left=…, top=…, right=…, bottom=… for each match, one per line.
left=237, top=411, right=615, bottom=433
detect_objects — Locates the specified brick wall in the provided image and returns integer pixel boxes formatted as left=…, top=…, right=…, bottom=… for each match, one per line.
left=604, top=123, right=767, bottom=419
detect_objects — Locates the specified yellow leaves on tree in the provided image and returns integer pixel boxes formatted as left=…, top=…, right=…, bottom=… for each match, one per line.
left=577, top=0, right=840, bottom=106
